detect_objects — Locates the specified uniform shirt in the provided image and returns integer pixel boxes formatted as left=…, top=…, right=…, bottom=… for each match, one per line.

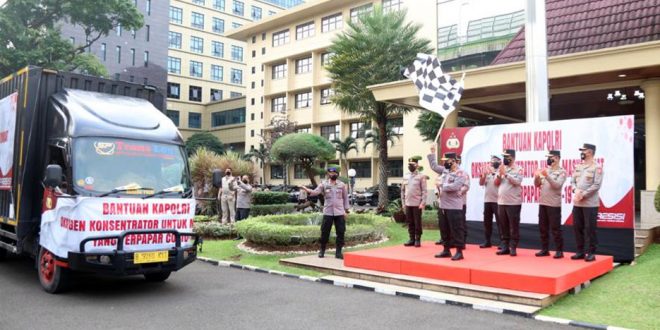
left=571, top=162, right=603, bottom=207
left=480, top=172, right=499, bottom=203
left=236, top=181, right=253, bottom=209
left=427, top=154, right=447, bottom=175
left=496, top=165, right=523, bottom=205
left=460, top=170, right=470, bottom=205
left=309, top=180, right=349, bottom=216
left=401, top=171, right=428, bottom=207
left=220, top=176, right=237, bottom=195
left=535, top=167, right=567, bottom=207
left=440, top=170, right=466, bottom=210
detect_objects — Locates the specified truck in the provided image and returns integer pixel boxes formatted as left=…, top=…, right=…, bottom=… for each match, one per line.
left=0, top=67, right=199, bottom=293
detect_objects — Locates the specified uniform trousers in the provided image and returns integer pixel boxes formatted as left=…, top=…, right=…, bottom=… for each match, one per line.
left=498, top=205, right=521, bottom=248
left=572, top=206, right=598, bottom=254
left=406, top=206, right=423, bottom=240
left=483, top=202, right=500, bottom=244
left=440, top=208, right=465, bottom=249
left=539, top=205, right=563, bottom=251
left=320, top=215, right=346, bottom=247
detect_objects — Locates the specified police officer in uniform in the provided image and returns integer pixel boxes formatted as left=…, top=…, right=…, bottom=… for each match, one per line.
left=301, top=167, right=350, bottom=259
left=571, top=143, right=603, bottom=262
left=534, top=150, right=567, bottom=258
left=217, top=167, right=238, bottom=224
left=401, top=157, right=428, bottom=247
left=479, top=155, right=501, bottom=248
left=434, top=152, right=466, bottom=261
left=495, top=149, right=523, bottom=256
left=428, top=145, right=447, bottom=245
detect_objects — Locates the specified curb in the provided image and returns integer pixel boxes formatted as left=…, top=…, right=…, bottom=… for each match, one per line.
left=195, top=257, right=630, bottom=330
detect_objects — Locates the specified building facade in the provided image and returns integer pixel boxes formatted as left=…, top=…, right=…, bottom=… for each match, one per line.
left=260, top=0, right=305, bottom=8
left=166, top=0, right=284, bottom=153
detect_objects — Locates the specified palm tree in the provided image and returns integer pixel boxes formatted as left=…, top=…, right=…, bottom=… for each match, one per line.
left=362, top=124, right=400, bottom=153
left=331, top=136, right=359, bottom=177
left=244, top=144, right=269, bottom=184
left=326, top=6, right=431, bottom=209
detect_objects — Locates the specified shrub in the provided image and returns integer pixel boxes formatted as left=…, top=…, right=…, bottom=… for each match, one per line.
left=252, top=192, right=289, bottom=205
left=236, top=213, right=391, bottom=247
left=250, top=204, right=296, bottom=216
left=655, top=184, right=660, bottom=212
left=194, top=215, right=216, bottom=223
left=194, top=222, right=238, bottom=239
left=422, top=210, right=439, bottom=228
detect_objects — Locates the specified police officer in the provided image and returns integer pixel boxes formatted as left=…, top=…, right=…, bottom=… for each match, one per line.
left=495, top=149, right=523, bottom=256
left=479, top=155, right=501, bottom=248
left=235, top=175, right=253, bottom=221
left=434, top=152, right=466, bottom=261
left=428, top=145, right=447, bottom=245
left=301, top=167, right=350, bottom=259
left=534, top=150, right=567, bottom=258
left=571, top=143, right=603, bottom=262
left=217, top=167, right=238, bottom=224
left=402, top=157, right=428, bottom=247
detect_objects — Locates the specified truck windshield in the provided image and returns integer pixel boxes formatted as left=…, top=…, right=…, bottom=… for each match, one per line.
left=72, top=138, right=189, bottom=196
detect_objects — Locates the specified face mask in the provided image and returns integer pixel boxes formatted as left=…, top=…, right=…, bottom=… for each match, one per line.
left=546, top=158, right=554, bottom=166
left=226, top=172, right=231, bottom=176
left=408, top=165, right=417, bottom=172
left=329, top=174, right=338, bottom=180
left=492, top=162, right=500, bottom=169
left=242, top=180, right=248, bottom=184
left=443, top=161, right=452, bottom=170
left=580, top=153, right=586, bottom=160
left=503, top=158, right=511, bottom=166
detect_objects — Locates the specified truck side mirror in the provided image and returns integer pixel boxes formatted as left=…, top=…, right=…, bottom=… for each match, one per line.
left=212, top=170, right=223, bottom=188
left=44, top=164, right=63, bottom=188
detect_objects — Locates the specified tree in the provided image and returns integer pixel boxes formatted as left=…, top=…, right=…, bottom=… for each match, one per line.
left=326, top=6, right=432, bottom=209
left=270, top=133, right=336, bottom=186
left=363, top=124, right=400, bottom=153
left=245, top=144, right=270, bottom=184
left=0, top=0, right=143, bottom=77
left=331, top=136, right=358, bottom=177
left=185, top=132, right=225, bottom=157
left=415, top=111, right=483, bottom=142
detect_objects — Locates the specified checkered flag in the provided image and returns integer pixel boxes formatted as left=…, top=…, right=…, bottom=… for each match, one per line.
left=403, top=53, right=465, bottom=118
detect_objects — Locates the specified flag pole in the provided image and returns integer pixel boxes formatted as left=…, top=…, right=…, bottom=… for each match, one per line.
left=433, top=116, right=448, bottom=161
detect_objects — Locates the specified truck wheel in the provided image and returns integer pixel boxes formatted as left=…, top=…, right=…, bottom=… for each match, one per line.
left=38, top=247, right=71, bottom=293
left=369, top=200, right=378, bottom=207
left=0, top=248, right=7, bottom=261
left=144, top=271, right=171, bottom=282
left=357, top=202, right=365, bottom=206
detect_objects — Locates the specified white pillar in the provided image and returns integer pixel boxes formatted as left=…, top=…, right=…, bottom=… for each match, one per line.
left=525, top=0, right=550, bottom=122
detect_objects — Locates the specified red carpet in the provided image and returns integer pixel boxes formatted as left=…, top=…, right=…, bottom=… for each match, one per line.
left=344, top=244, right=613, bottom=294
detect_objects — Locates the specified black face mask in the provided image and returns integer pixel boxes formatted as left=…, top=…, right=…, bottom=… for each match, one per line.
left=492, top=162, right=501, bottom=169
left=329, top=174, right=338, bottom=180
left=242, top=180, right=248, bottom=184
left=546, top=158, right=554, bottom=166
left=225, top=172, right=231, bottom=176
left=408, top=165, right=417, bottom=172
left=580, top=153, right=586, bottom=160
left=503, top=158, right=511, bottom=166
left=443, top=161, right=452, bottom=170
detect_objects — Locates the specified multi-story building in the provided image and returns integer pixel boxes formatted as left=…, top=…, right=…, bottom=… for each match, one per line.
left=227, top=0, right=438, bottom=189
left=261, top=0, right=305, bottom=8
left=166, top=0, right=284, bottom=153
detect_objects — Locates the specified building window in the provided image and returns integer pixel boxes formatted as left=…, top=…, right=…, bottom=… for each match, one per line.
left=268, top=10, right=276, bottom=16
left=321, top=52, right=335, bottom=66
left=272, top=29, right=289, bottom=47
left=211, top=65, right=223, bottom=81
left=100, top=43, right=106, bottom=61
left=350, top=122, right=370, bottom=138
left=270, top=165, right=284, bottom=179
left=211, top=107, right=246, bottom=127
left=116, top=46, right=121, bottom=63
left=116, top=23, right=122, bottom=36
left=295, top=92, right=311, bottom=109
left=167, top=57, right=181, bottom=74
left=231, top=45, right=243, bottom=61
left=251, top=82, right=255, bottom=89
left=213, top=0, right=225, bottom=11
left=167, top=83, right=180, bottom=99
left=391, top=117, right=403, bottom=135
left=321, top=125, right=339, bottom=141
left=383, top=0, right=402, bottom=12
left=190, top=36, right=204, bottom=53
left=189, top=113, right=202, bottom=129
left=145, top=25, right=150, bottom=41
left=191, top=12, right=204, bottom=29
left=146, top=0, right=151, bottom=15
left=166, top=110, right=179, bottom=126
left=230, top=68, right=242, bottom=84
left=212, top=41, right=224, bottom=57
left=271, top=96, right=286, bottom=113
left=437, top=25, right=458, bottom=48
left=322, top=13, right=343, bottom=33
left=350, top=4, right=373, bottom=23
left=212, top=17, right=225, bottom=33
left=143, top=51, right=149, bottom=67
left=69, top=37, right=75, bottom=44
left=272, top=63, right=286, bottom=79
left=294, top=164, right=306, bottom=179
left=210, top=89, right=223, bottom=101
left=320, top=88, right=335, bottom=105
left=296, top=127, right=310, bottom=133
left=130, top=48, right=136, bottom=66
left=233, top=0, right=244, bottom=16
left=388, top=159, right=403, bottom=177
left=192, top=0, right=205, bottom=5
left=296, top=22, right=314, bottom=40
left=168, top=31, right=182, bottom=49
left=232, top=22, right=242, bottom=29
left=251, top=6, right=262, bottom=20
left=190, top=60, right=203, bottom=77
left=189, top=86, right=202, bottom=102
left=230, top=91, right=242, bottom=98
left=295, top=57, right=312, bottom=74
left=350, top=161, right=371, bottom=178
left=169, top=6, right=183, bottom=24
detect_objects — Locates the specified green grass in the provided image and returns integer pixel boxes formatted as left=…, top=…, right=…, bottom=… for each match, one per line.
left=540, top=244, right=660, bottom=329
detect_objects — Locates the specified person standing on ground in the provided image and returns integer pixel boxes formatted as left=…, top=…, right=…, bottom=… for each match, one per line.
left=534, top=150, right=567, bottom=258
left=434, top=152, right=467, bottom=261
left=571, top=143, right=603, bottom=262
left=495, top=149, right=523, bottom=257
left=301, top=167, right=349, bottom=259
left=235, top=175, right=253, bottom=221
left=428, top=145, right=447, bottom=245
left=217, top=167, right=238, bottom=224
left=479, top=155, right=502, bottom=248
left=401, top=157, right=428, bottom=248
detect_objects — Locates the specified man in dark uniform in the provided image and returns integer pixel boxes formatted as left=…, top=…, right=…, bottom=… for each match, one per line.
left=571, top=143, right=603, bottom=262
left=401, top=157, right=428, bottom=247
left=534, top=150, right=567, bottom=258
left=495, top=149, right=523, bottom=256
left=301, top=167, right=350, bottom=259
left=434, top=152, right=466, bottom=261
left=479, top=155, right=501, bottom=248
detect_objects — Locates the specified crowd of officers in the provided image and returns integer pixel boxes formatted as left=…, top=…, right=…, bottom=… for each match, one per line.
left=401, top=143, right=603, bottom=262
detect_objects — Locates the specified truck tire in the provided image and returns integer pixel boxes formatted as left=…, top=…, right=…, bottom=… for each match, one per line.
left=38, top=247, right=71, bottom=293
left=144, top=271, right=171, bottom=282
left=0, top=248, right=6, bottom=261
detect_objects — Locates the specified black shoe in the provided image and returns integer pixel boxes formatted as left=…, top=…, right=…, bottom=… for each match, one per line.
left=403, top=240, right=415, bottom=247
left=451, top=250, right=464, bottom=261
left=496, top=248, right=510, bottom=255
left=414, top=240, right=421, bottom=248
left=585, top=254, right=596, bottom=262
left=553, top=251, right=564, bottom=259
left=571, top=253, right=585, bottom=260
left=435, top=239, right=444, bottom=245
left=318, top=250, right=325, bottom=258
left=479, top=242, right=492, bottom=248
left=535, top=250, right=550, bottom=257
left=510, top=247, right=517, bottom=257
left=335, top=252, right=343, bottom=259
left=435, top=249, right=452, bottom=258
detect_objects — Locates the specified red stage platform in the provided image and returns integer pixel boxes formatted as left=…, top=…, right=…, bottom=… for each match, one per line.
left=343, top=244, right=613, bottom=295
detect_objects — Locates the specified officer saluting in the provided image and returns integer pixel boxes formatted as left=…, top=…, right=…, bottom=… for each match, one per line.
left=534, top=150, right=567, bottom=258
left=433, top=152, right=466, bottom=261
left=401, top=157, right=428, bottom=248
left=571, top=143, right=603, bottom=262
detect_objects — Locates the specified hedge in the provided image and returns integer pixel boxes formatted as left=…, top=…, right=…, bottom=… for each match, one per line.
left=194, top=222, right=238, bottom=238
left=250, top=204, right=296, bottom=216
left=252, top=192, right=289, bottom=205
left=236, top=213, right=391, bottom=246
left=194, top=215, right=216, bottom=223
left=655, top=184, right=660, bottom=212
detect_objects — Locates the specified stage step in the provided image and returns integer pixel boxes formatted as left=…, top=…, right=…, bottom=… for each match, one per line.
left=321, top=275, right=541, bottom=316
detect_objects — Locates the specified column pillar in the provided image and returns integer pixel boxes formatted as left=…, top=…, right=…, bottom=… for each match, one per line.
left=641, top=78, right=660, bottom=190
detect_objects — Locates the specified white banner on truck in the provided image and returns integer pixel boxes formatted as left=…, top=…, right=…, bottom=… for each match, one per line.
left=0, top=92, right=18, bottom=190
left=40, top=196, right=196, bottom=258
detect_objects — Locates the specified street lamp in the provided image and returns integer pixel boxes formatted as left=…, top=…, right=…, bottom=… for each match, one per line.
left=348, top=168, right=356, bottom=208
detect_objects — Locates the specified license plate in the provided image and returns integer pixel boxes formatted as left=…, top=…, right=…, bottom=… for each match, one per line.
left=134, top=251, right=169, bottom=264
